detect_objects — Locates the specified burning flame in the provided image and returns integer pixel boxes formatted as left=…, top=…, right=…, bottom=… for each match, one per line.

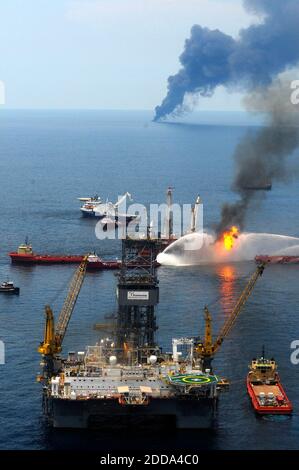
left=222, top=226, right=239, bottom=251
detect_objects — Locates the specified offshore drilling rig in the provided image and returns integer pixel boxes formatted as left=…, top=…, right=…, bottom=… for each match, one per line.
left=37, top=237, right=265, bottom=429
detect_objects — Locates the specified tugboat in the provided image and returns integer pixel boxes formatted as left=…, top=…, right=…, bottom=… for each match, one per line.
left=247, top=350, right=293, bottom=415
left=0, top=280, right=20, bottom=295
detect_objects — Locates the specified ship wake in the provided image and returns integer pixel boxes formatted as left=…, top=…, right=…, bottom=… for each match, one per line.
left=157, top=232, right=299, bottom=266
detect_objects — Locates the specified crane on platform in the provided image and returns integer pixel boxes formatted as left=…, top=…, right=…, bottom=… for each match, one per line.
left=38, top=256, right=89, bottom=376
left=196, top=263, right=265, bottom=370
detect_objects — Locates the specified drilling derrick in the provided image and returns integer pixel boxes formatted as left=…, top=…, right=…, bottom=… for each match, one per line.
left=116, top=237, right=159, bottom=364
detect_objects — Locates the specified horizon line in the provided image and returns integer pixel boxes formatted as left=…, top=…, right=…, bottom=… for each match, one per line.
left=0, top=107, right=246, bottom=113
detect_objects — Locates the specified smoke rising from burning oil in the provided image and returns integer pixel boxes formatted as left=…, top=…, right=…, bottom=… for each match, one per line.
left=154, top=0, right=299, bottom=234
left=154, top=0, right=299, bottom=121
left=216, top=78, right=299, bottom=234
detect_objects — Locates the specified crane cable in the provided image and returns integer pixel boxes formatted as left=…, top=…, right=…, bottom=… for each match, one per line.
left=47, top=267, right=79, bottom=307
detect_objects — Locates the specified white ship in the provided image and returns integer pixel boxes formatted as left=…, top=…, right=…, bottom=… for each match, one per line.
left=79, top=192, right=139, bottom=225
left=78, top=194, right=103, bottom=216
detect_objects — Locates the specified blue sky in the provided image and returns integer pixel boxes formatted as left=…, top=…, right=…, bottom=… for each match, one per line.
left=0, top=0, right=255, bottom=110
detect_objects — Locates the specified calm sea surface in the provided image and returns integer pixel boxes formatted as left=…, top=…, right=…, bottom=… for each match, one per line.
left=0, top=110, right=298, bottom=450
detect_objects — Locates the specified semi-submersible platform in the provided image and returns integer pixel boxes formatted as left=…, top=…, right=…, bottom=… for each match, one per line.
left=37, top=237, right=265, bottom=429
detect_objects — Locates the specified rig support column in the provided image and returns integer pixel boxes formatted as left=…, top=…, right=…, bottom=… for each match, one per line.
left=116, top=237, right=159, bottom=363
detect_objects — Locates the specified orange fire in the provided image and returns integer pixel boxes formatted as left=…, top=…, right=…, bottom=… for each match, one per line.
left=222, top=226, right=239, bottom=251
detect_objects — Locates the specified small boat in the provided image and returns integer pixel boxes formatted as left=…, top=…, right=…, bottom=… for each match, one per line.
left=255, top=255, right=299, bottom=264
left=247, top=351, right=293, bottom=415
left=0, top=281, right=20, bottom=295
left=78, top=194, right=101, bottom=203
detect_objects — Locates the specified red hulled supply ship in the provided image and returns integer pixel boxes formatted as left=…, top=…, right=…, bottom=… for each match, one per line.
left=255, top=255, right=299, bottom=264
left=9, top=241, right=121, bottom=270
left=247, top=353, right=293, bottom=415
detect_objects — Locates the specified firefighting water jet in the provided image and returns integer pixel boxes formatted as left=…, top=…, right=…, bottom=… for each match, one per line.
left=157, top=231, right=299, bottom=266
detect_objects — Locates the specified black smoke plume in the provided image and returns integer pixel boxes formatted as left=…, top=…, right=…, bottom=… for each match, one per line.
left=216, top=78, right=299, bottom=234
left=154, top=0, right=299, bottom=121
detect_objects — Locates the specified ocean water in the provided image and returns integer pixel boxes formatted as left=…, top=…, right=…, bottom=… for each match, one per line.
left=0, top=110, right=298, bottom=450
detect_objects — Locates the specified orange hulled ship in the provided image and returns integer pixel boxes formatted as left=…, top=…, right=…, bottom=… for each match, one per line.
left=247, top=351, right=293, bottom=415
left=9, top=241, right=121, bottom=270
